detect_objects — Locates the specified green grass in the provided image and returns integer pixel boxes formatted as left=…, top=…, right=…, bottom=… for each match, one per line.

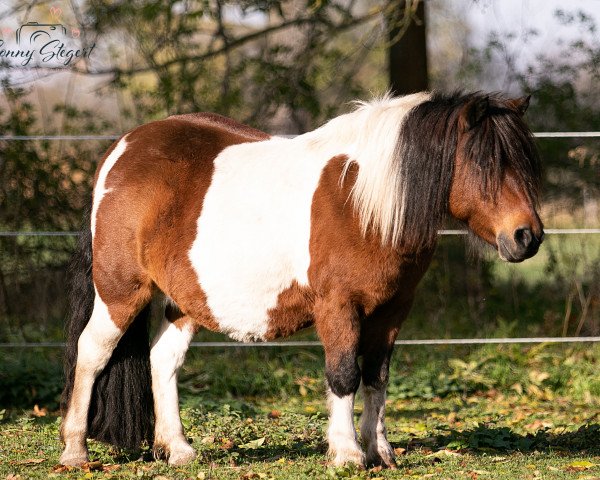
left=2, top=344, right=600, bottom=479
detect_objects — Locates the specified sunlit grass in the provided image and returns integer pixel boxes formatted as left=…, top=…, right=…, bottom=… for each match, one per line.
left=2, top=344, right=600, bottom=478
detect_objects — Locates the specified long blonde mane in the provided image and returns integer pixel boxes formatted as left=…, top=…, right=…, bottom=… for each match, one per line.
left=302, top=92, right=431, bottom=246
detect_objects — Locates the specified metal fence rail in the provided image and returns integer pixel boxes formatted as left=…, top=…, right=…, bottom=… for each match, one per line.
left=1, top=228, right=599, bottom=237
left=1, top=132, right=600, bottom=141
left=3, top=337, right=600, bottom=348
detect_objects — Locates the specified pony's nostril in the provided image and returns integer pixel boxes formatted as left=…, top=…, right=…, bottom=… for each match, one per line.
left=514, top=227, right=533, bottom=249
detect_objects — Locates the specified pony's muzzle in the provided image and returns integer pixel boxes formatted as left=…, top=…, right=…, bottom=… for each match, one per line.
left=497, top=225, right=544, bottom=263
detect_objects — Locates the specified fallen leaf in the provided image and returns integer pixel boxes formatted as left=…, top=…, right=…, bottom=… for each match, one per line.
left=82, top=461, right=102, bottom=472
left=525, top=419, right=553, bottom=431
left=102, top=464, right=120, bottom=472
left=239, top=437, right=266, bottom=449
left=511, top=383, right=524, bottom=395
left=221, top=439, right=234, bottom=450
left=201, top=436, right=215, bottom=445
left=241, top=473, right=261, bottom=479
left=394, top=447, right=407, bottom=455
left=426, top=449, right=462, bottom=459
left=268, top=410, right=281, bottom=419
left=489, top=456, right=508, bottom=462
left=16, top=458, right=45, bottom=465
left=32, top=405, right=47, bottom=417
left=565, top=460, right=596, bottom=472
left=52, top=465, right=73, bottom=473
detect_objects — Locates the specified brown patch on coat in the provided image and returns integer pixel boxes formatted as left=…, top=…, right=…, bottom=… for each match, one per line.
left=92, top=114, right=269, bottom=331
left=307, top=155, right=435, bottom=368
left=265, top=281, right=315, bottom=340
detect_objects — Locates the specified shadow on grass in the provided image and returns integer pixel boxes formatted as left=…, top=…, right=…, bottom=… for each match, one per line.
left=194, top=440, right=327, bottom=466
left=393, top=424, right=600, bottom=455
left=127, top=425, right=600, bottom=467
left=385, top=406, right=453, bottom=421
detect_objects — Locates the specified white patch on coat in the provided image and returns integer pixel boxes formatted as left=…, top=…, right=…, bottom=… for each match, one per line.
left=150, top=311, right=196, bottom=465
left=189, top=136, right=334, bottom=341
left=188, top=92, right=430, bottom=341
left=327, top=389, right=365, bottom=467
left=60, top=289, right=123, bottom=466
left=91, top=137, right=128, bottom=237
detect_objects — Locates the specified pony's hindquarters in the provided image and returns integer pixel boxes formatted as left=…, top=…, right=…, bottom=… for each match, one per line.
left=60, top=207, right=154, bottom=465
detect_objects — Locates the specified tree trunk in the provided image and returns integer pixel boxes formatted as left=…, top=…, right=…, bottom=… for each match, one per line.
left=388, top=0, right=428, bottom=95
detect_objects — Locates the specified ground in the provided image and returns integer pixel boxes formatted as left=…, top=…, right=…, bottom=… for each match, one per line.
left=1, top=344, right=600, bottom=479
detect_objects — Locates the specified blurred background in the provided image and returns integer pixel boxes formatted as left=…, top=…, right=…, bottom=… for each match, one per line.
left=0, top=0, right=598, bottom=410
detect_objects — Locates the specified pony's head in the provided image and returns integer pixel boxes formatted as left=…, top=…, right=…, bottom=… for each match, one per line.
left=447, top=94, right=544, bottom=262
left=333, top=91, right=543, bottom=261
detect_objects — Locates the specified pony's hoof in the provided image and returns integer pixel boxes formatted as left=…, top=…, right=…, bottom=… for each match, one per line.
left=59, top=449, right=89, bottom=466
left=329, top=447, right=366, bottom=469
left=167, top=444, right=197, bottom=466
left=365, top=441, right=397, bottom=469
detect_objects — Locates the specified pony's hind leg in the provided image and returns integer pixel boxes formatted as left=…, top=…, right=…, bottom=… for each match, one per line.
left=150, top=300, right=196, bottom=465
left=315, top=296, right=365, bottom=468
left=60, top=288, right=150, bottom=465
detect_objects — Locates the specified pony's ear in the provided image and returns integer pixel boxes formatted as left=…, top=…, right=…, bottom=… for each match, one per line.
left=460, top=96, right=489, bottom=132
left=507, top=95, right=531, bottom=116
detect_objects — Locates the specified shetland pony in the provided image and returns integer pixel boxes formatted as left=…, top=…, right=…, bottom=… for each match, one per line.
left=60, top=91, right=543, bottom=469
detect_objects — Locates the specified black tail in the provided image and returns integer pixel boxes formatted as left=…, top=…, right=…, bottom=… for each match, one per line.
left=61, top=207, right=154, bottom=450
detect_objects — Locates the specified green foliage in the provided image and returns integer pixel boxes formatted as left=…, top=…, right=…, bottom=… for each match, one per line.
left=0, top=350, right=63, bottom=409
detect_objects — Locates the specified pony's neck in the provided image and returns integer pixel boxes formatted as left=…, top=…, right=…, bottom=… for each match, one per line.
left=295, top=92, right=432, bottom=247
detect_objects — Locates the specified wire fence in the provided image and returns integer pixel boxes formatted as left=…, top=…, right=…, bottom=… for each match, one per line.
left=1, top=131, right=598, bottom=348
left=1, top=132, right=600, bottom=141
left=3, top=337, right=600, bottom=348
left=1, top=229, right=599, bottom=237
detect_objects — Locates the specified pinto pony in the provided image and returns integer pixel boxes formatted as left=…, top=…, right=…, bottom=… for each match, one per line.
left=60, top=91, right=543, bottom=468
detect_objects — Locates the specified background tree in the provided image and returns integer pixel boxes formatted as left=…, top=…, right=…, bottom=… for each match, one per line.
left=388, top=0, right=428, bottom=95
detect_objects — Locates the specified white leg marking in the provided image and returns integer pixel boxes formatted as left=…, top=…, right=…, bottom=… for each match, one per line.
left=91, top=137, right=128, bottom=237
left=150, top=316, right=196, bottom=465
left=359, top=385, right=396, bottom=468
left=327, top=389, right=365, bottom=467
left=60, top=290, right=123, bottom=466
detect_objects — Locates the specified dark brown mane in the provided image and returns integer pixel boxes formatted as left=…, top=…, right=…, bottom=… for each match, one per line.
left=397, top=91, right=541, bottom=251
left=462, top=92, right=542, bottom=202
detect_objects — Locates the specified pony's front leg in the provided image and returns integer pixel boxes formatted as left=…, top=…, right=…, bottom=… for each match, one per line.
left=316, top=298, right=365, bottom=468
left=150, top=315, right=196, bottom=466
left=359, top=345, right=396, bottom=469
left=359, top=306, right=408, bottom=469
